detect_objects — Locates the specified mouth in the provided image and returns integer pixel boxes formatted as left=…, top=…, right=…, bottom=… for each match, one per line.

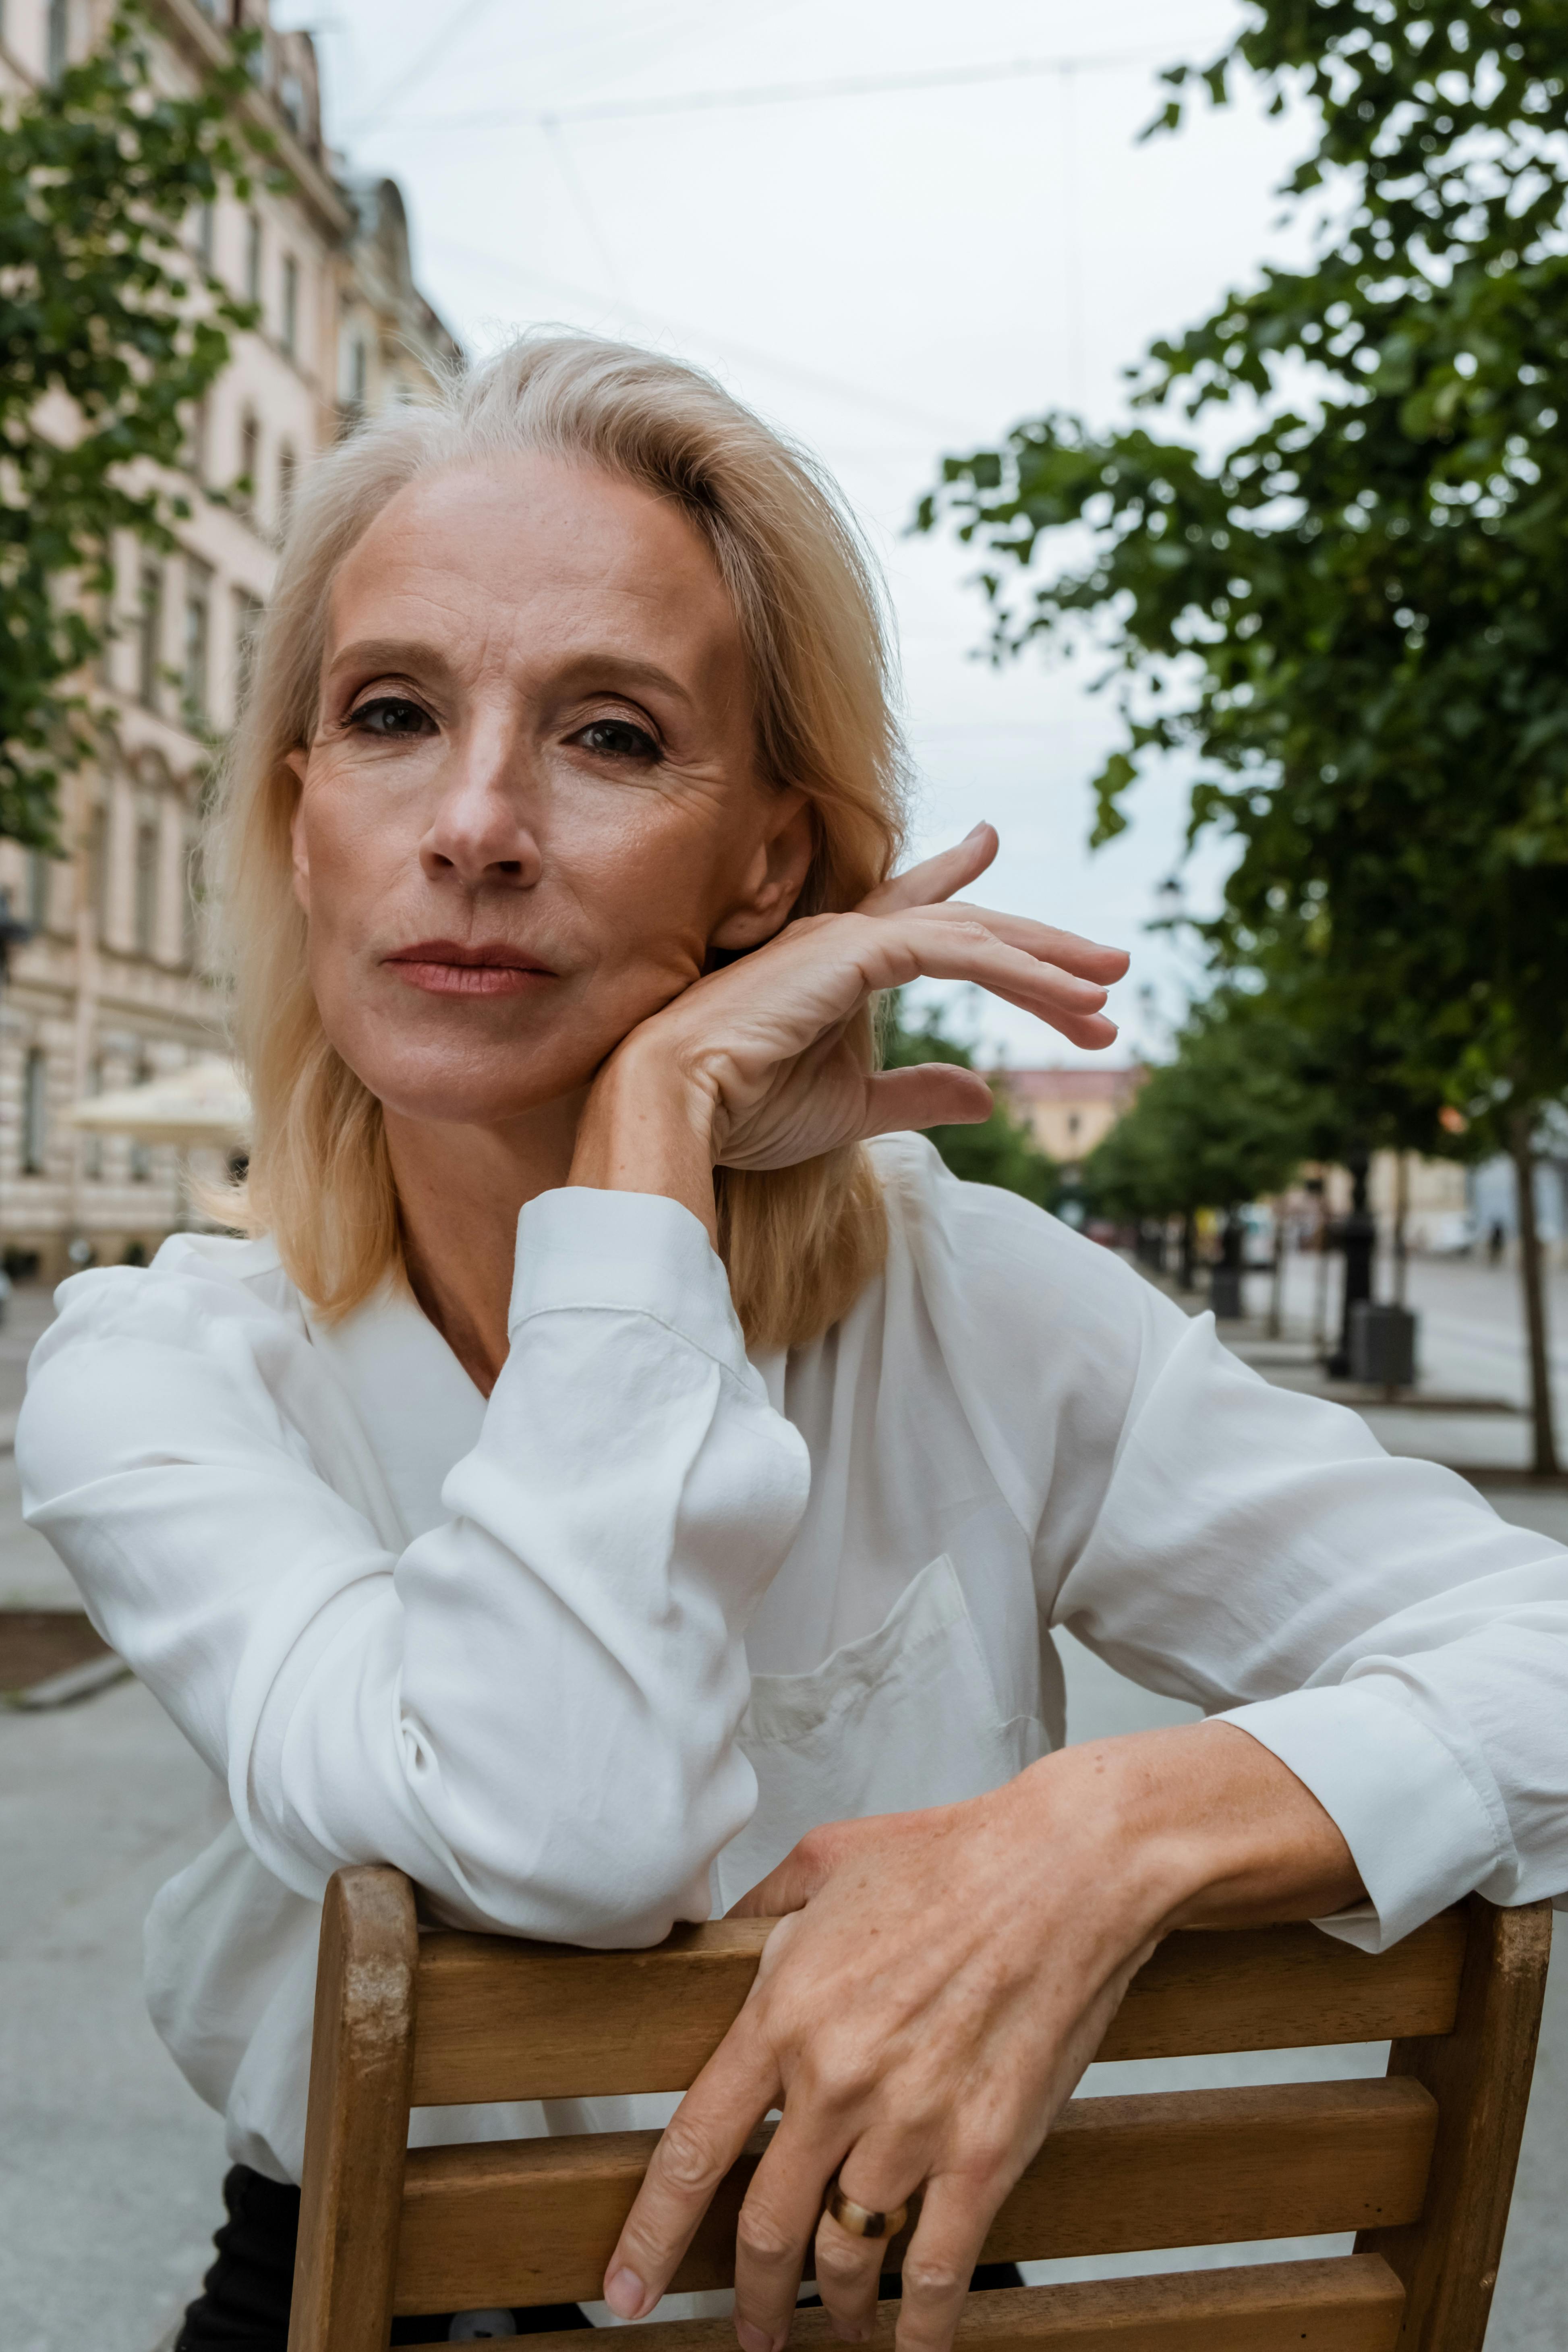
left=383, top=939, right=559, bottom=999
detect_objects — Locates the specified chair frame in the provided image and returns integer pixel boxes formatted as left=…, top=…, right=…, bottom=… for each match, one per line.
left=286, top=1870, right=1549, bottom=2352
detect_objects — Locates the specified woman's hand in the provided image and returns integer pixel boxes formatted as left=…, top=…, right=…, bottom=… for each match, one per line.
left=600, top=1723, right=1363, bottom=2352
left=569, top=824, right=1128, bottom=1232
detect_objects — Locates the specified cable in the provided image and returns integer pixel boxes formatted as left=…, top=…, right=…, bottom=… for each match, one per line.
left=373, top=45, right=1170, bottom=136
left=427, top=235, right=978, bottom=437
left=344, top=0, right=505, bottom=135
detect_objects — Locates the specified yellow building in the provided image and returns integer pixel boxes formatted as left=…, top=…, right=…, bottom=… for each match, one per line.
left=998, top=1066, right=1147, bottom=1168
left=0, top=0, right=456, bottom=1278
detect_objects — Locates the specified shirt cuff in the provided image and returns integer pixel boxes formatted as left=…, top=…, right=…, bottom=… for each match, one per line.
left=1216, top=1681, right=1503, bottom=1952
left=510, top=1185, right=748, bottom=1373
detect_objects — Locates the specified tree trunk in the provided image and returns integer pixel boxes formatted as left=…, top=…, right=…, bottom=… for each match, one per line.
left=1509, top=1110, right=1560, bottom=1480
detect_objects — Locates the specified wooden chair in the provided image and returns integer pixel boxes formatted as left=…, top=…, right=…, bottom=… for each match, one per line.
left=287, top=1868, right=1550, bottom=2352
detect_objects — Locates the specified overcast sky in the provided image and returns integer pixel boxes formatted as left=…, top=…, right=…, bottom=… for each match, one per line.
left=273, top=0, right=1318, bottom=1067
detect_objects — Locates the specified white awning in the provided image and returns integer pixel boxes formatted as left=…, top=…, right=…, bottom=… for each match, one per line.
left=69, top=1056, right=251, bottom=1147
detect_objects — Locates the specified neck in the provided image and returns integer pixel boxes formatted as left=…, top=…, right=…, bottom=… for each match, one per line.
left=385, top=1091, right=586, bottom=1395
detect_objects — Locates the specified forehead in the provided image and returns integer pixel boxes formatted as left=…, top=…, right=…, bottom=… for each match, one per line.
left=326, top=453, right=740, bottom=669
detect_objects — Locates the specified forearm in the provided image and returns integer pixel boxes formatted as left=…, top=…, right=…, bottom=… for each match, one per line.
left=570, top=1037, right=719, bottom=1240
left=1027, top=1717, right=1365, bottom=1942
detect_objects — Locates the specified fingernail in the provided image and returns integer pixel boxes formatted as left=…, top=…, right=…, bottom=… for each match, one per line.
left=735, top=2325, right=778, bottom=2352
left=964, top=822, right=988, bottom=840
left=605, top=2268, right=647, bottom=2319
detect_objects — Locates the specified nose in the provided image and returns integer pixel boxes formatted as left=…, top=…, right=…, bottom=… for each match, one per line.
left=420, top=714, right=543, bottom=891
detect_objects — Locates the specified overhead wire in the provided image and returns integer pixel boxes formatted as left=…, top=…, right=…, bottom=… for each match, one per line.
left=427, top=235, right=980, bottom=439
left=373, top=45, right=1171, bottom=137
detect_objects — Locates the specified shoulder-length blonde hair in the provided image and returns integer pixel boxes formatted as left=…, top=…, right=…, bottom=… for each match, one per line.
left=207, top=334, right=909, bottom=1349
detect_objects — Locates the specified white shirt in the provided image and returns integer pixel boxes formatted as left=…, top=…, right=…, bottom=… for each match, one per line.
left=18, top=1135, right=1568, bottom=2191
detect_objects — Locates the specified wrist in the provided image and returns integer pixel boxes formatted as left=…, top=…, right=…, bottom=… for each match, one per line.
left=1019, top=1720, right=1363, bottom=1938
left=570, top=1035, right=721, bottom=1240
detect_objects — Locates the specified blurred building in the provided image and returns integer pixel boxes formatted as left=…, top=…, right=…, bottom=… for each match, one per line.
left=0, top=0, right=457, bottom=1280
left=998, top=1066, right=1147, bottom=1170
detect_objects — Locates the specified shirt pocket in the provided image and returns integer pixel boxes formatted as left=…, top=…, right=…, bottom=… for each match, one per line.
left=712, top=1552, right=1045, bottom=1913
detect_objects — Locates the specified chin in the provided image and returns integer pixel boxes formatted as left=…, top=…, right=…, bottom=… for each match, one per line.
left=341, top=1032, right=605, bottom=1129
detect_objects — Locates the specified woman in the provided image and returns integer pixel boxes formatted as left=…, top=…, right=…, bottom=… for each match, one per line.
left=19, top=337, right=1567, bottom=2352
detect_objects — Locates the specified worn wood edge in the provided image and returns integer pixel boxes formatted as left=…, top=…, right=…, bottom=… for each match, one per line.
left=286, top=1865, right=419, bottom=2352
left=400, top=2254, right=1406, bottom=2352
left=393, top=2077, right=1436, bottom=2309
left=1357, top=1895, right=1552, bottom=2350
left=410, top=1909, right=1467, bottom=2108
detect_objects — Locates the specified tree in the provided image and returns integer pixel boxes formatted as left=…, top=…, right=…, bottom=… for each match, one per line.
left=1083, top=986, right=1324, bottom=1285
left=918, top=0, right=1568, bottom=1474
left=0, top=4, right=266, bottom=843
left=881, top=994, right=1060, bottom=1209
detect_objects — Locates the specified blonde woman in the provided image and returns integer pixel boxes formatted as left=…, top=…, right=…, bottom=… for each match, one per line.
left=20, top=338, right=1567, bottom=2352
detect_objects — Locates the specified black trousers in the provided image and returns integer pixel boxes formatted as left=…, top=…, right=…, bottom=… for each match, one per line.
left=177, top=2164, right=1023, bottom=2350
left=176, top=2166, right=592, bottom=2348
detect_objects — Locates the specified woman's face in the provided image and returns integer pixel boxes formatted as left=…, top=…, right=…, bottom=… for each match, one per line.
left=289, top=453, right=812, bottom=1128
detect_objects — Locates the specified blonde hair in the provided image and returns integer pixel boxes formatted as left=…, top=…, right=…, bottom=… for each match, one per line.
left=207, top=335, right=909, bottom=1348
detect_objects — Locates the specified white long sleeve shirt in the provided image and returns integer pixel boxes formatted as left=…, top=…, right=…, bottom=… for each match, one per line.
left=17, top=1135, right=1568, bottom=2190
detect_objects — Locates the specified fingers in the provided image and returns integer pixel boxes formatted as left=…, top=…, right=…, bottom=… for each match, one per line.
left=812, top=2142, right=922, bottom=2343
left=859, top=825, right=998, bottom=916
left=603, top=2022, right=780, bottom=2322
left=857, top=1066, right=996, bottom=1141
left=730, top=2112, right=842, bottom=2352
left=889, top=2175, right=993, bottom=2352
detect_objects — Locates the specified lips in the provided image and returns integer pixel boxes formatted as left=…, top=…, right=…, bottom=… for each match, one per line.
left=383, top=940, right=557, bottom=999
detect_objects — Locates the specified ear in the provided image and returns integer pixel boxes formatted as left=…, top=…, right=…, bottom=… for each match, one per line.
left=284, top=748, right=311, bottom=915
left=709, top=791, right=815, bottom=951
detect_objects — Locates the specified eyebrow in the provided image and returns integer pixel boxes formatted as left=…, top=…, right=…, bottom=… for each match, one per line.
left=324, top=638, right=698, bottom=708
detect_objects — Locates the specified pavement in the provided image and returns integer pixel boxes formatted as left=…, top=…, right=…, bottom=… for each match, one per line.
left=1, top=1259, right=1566, bottom=2349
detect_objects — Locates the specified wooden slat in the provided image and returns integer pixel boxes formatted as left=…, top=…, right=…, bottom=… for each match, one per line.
left=1358, top=1895, right=1552, bottom=2350
left=288, top=1867, right=418, bottom=2352
left=392, top=2077, right=1436, bottom=2314
left=403, top=2255, right=1406, bottom=2351
left=410, top=1910, right=1466, bottom=2109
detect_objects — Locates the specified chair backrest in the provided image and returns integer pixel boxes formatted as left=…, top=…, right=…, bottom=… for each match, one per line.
left=286, top=1870, right=1549, bottom=2352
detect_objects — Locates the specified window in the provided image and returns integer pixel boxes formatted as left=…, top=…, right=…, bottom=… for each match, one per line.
left=281, top=254, right=298, bottom=356
left=134, top=820, right=159, bottom=959
left=83, top=1058, right=103, bottom=1181
left=88, top=803, right=108, bottom=943
left=183, top=559, right=212, bottom=725
left=25, top=850, right=49, bottom=933
left=232, top=589, right=263, bottom=712
left=46, top=0, right=68, bottom=82
left=277, top=443, right=297, bottom=532
left=238, top=409, right=260, bottom=515
left=22, top=1049, right=47, bottom=1174
left=184, top=835, right=203, bottom=968
left=130, top=1058, right=153, bottom=1181
left=137, top=561, right=164, bottom=711
left=188, top=393, right=210, bottom=485
left=245, top=211, right=263, bottom=308
left=196, top=201, right=215, bottom=266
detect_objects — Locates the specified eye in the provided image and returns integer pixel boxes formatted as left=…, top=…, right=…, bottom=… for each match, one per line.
left=346, top=695, right=435, bottom=739
left=574, top=716, right=661, bottom=762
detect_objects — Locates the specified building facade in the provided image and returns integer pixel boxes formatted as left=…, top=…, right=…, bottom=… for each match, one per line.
left=997, top=1065, right=1147, bottom=1170
left=0, top=0, right=457, bottom=1279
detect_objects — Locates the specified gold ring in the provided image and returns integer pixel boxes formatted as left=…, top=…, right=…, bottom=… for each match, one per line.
left=824, top=2178, right=909, bottom=2242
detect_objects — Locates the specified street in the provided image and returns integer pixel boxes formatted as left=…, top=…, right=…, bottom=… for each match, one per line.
left=1, top=1259, right=1565, bottom=2350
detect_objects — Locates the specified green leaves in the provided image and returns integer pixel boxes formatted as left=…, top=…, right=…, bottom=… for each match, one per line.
left=0, top=4, right=271, bottom=841
left=917, top=0, right=1568, bottom=1147
left=880, top=995, right=1061, bottom=1209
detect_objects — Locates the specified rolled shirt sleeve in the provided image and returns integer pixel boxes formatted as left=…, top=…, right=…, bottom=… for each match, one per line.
left=19, top=1188, right=810, bottom=1945
left=1049, top=1309, right=1568, bottom=1948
